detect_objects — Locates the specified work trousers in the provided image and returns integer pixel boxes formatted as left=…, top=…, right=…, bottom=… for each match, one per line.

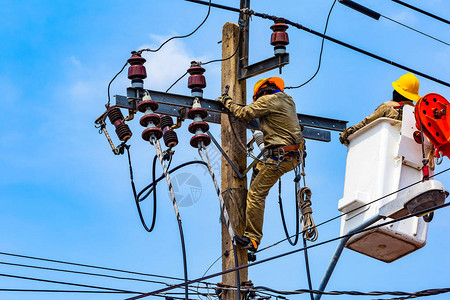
left=245, top=156, right=300, bottom=244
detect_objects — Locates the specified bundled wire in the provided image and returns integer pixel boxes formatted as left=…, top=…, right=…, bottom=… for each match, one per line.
left=150, top=138, right=189, bottom=300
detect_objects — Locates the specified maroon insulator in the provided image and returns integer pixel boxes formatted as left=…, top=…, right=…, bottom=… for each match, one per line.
left=139, top=113, right=161, bottom=127
left=137, top=100, right=159, bottom=113
left=107, top=106, right=132, bottom=142
left=128, top=51, right=147, bottom=80
left=160, top=115, right=178, bottom=148
left=188, top=121, right=209, bottom=134
left=190, top=133, right=211, bottom=148
left=187, top=107, right=208, bottom=120
left=270, top=19, right=289, bottom=46
left=187, top=61, right=206, bottom=89
left=142, top=127, right=163, bottom=141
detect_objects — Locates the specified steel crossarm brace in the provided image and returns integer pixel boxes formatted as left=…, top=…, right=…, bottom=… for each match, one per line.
left=115, top=90, right=347, bottom=142
left=238, top=53, right=290, bottom=81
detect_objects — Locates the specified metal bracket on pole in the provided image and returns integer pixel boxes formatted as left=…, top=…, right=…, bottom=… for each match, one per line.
left=207, top=131, right=245, bottom=179
left=237, top=0, right=289, bottom=81
left=114, top=89, right=348, bottom=142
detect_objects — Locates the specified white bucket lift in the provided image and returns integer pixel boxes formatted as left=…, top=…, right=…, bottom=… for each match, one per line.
left=338, top=105, right=448, bottom=262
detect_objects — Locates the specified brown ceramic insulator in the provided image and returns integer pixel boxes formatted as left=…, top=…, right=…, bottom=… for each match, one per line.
left=139, top=113, right=161, bottom=127
left=138, top=100, right=159, bottom=113
left=188, top=121, right=209, bottom=134
left=127, top=52, right=147, bottom=80
left=163, top=130, right=179, bottom=148
left=142, top=127, right=163, bottom=141
left=187, top=107, right=208, bottom=120
left=107, top=106, right=124, bottom=126
left=187, top=61, right=206, bottom=89
left=159, top=115, right=174, bottom=132
left=270, top=20, right=289, bottom=46
left=115, top=123, right=133, bottom=142
left=190, top=133, right=211, bottom=148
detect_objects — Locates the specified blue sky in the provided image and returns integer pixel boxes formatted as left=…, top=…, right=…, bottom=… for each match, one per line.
left=1, top=0, right=450, bottom=299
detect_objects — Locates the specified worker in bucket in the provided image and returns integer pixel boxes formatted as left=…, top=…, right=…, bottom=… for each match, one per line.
left=218, top=77, right=303, bottom=251
left=340, top=73, right=421, bottom=146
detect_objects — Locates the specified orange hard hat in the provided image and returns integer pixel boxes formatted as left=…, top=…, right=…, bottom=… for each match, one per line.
left=253, top=77, right=285, bottom=97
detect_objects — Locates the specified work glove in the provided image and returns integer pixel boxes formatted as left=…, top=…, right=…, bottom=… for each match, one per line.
left=339, top=127, right=355, bottom=146
left=216, top=95, right=232, bottom=107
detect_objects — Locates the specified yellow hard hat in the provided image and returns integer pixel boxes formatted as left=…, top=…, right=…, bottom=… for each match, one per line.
left=253, top=77, right=285, bottom=97
left=392, top=73, right=420, bottom=102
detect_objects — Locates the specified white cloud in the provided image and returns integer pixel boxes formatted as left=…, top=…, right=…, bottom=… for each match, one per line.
left=139, top=35, right=208, bottom=91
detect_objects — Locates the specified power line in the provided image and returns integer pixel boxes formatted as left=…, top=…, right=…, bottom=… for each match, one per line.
left=0, top=273, right=143, bottom=294
left=257, top=166, right=450, bottom=253
left=138, top=0, right=212, bottom=53
left=253, top=286, right=450, bottom=298
left=391, top=0, right=450, bottom=25
left=126, top=201, right=450, bottom=299
left=286, top=0, right=337, bottom=89
left=0, top=261, right=168, bottom=286
left=185, top=0, right=450, bottom=88
left=380, top=14, right=450, bottom=47
left=0, top=251, right=205, bottom=283
left=338, top=0, right=450, bottom=47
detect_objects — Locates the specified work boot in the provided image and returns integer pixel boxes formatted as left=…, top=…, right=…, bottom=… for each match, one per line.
left=234, top=235, right=258, bottom=252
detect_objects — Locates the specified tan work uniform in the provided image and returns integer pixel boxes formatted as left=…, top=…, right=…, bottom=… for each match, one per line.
left=224, top=92, right=303, bottom=244
left=343, top=100, right=414, bottom=141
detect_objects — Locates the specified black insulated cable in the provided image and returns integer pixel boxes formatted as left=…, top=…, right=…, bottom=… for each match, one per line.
left=138, top=0, right=212, bottom=53
left=278, top=178, right=300, bottom=246
left=286, top=0, right=337, bottom=90
left=257, top=165, right=450, bottom=253
left=391, top=0, right=450, bottom=26
left=339, top=0, right=380, bottom=20
left=185, top=0, right=450, bottom=88
left=338, top=0, right=450, bottom=47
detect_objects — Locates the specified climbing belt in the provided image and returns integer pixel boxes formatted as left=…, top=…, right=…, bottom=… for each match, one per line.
left=198, top=143, right=236, bottom=245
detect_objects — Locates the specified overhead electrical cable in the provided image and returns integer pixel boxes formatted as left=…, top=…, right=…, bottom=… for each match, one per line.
left=285, top=0, right=337, bottom=89
left=138, top=0, right=212, bottom=53
left=166, top=29, right=242, bottom=93
left=252, top=286, right=450, bottom=298
left=0, top=273, right=143, bottom=294
left=107, top=0, right=212, bottom=106
left=0, top=251, right=199, bottom=283
left=0, top=261, right=168, bottom=285
left=338, top=0, right=450, bottom=47
left=185, top=0, right=450, bottom=88
left=125, top=201, right=450, bottom=299
left=391, top=0, right=450, bottom=25
left=257, top=165, right=450, bottom=253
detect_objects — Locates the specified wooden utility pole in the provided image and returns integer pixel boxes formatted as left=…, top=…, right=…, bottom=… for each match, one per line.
left=221, top=22, right=248, bottom=299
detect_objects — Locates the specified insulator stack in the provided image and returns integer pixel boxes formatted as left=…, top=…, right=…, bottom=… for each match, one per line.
left=128, top=51, right=147, bottom=89
left=160, top=115, right=179, bottom=148
left=137, top=92, right=162, bottom=142
left=187, top=61, right=206, bottom=98
left=188, top=98, right=211, bottom=148
left=107, top=106, right=132, bottom=142
left=270, top=18, right=289, bottom=55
